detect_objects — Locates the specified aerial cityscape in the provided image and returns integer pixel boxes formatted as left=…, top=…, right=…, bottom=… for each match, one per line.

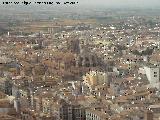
left=0, top=1, right=160, bottom=120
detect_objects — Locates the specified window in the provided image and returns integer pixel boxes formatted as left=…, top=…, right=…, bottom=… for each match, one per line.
left=154, top=72, right=157, bottom=74
left=154, top=75, right=157, bottom=77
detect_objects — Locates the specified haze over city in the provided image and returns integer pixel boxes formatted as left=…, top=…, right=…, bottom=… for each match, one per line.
left=0, top=0, right=160, bottom=120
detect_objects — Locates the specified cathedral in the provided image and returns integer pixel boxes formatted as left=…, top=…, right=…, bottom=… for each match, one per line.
left=67, top=37, right=99, bottom=67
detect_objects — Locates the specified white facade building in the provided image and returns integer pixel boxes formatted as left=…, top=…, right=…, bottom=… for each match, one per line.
left=144, top=66, right=160, bottom=89
left=144, top=66, right=159, bottom=83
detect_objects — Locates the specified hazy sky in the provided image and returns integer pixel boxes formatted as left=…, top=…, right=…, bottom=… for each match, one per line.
left=79, top=0, right=160, bottom=7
